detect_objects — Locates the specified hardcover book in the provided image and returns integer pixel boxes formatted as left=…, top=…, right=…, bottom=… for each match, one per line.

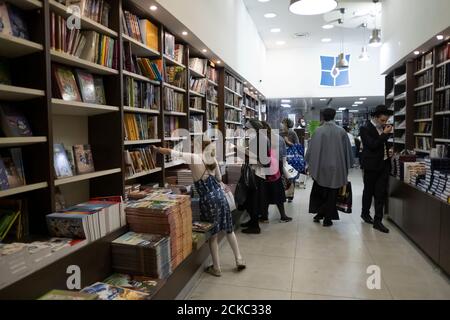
left=73, top=144, right=95, bottom=174
left=53, top=143, right=74, bottom=178
left=81, top=282, right=148, bottom=300
left=93, top=76, right=106, bottom=105
left=1, top=150, right=24, bottom=188
left=103, top=273, right=163, bottom=296
left=75, top=69, right=96, bottom=103
left=6, top=2, right=29, bottom=39
left=0, top=104, right=33, bottom=137
left=53, top=65, right=82, bottom=101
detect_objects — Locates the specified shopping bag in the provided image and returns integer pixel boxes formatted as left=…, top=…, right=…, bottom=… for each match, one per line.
left=221, top=182, right=237, bottom=211
left=336, top=182, right=352, bottom=214
left=283, top=163, right=298, bottom=180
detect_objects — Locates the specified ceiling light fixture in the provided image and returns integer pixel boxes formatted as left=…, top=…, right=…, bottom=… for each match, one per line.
left=359, top=97, right=367, bottom=100
left=150, top=5, right=157, bottom=11
left=414, top=51, right=420, bottom=55
left=336, top=9, right=348, bottom=70
left=271, top=28, right=281, bottom=33
left=281, top=99, right=291, bottom=103
left=359, top=46, right=370, bottom=61
left=276, top=41, right=286, bottom=45
left=437, top=35, right=444, bottom=40
left=338, top=107, right=346, bottom=111
left=258, top=0, right=271, bottom=2
left=182, top=31, right=188, bottom=36
left=216, top=60, right=221, bottom=64
left=350, top=110, right=359, bottom=113
left=320, top=98, right=327, bottom=101
left=264, top=13, right=277, bottom=18
left=369, top=29, right=382, bottom=47
left=321, top=38, right=332, bottom=43
left=355, top=101, right=364, bottom=105
left=322, top=24, right=334, bottom=29
left=281, top=104, right=291, bottom=108
left=289, top=0, right=337, bottom=16
left=202, top=49, right=207, bottom=53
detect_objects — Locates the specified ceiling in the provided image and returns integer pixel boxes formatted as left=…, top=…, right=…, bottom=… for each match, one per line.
left=242, top=0, right=382, bottom=50
left=268, top=95, right=385, bottom=113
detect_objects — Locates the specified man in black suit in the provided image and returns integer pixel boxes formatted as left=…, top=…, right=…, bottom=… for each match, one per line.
left=359, top=105, right=393, bottom=233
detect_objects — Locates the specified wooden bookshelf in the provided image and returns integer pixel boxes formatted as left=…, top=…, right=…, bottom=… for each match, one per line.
left=190, top=91, right=205, bottom=98
left=123, top=106, right=160, bottom=114
left=163, top=82, right=187, bottom=93
left=0, top=137, right=47, bottom=147
left=207, top=79, right=218, bottom=87
left=207, top=100, right=218, bottom=106
left=414, top=83, right=434, bottom=91
left=414, top=64, right=434, bottom=76
left=225, top=120, right=243, bottom=125
left=50, top=50, right=119, bottom=75
left=124, top=139, right=161, bottom=145
left=0, top=33, right=43, bottom=58
left=225, top=104, right=241, bottom=111
left=49, top=0, right=118, bottom=38
left=9, top=0, right=42, bottom=10
left=163, top=55, right=186, bottom=68
left=122, top=34, right=160, bottom=57
left=164, top=111, right=187, bottom=116
left=51, top=99, right=120, bottom=116
left=0, top=182, right=48, bottom=198
left=189, top=108, right=205, bottom=114
left=189, top=68, right=205, bottom=79
left=54, top=168, right=122, bottom=186
left=0, top=84, right=45, bottom=101
left=122, top=70, right=161, bottom=85
left=225, top=86, right=243, bottom=98
left=125, top=168, right=162, bottom=181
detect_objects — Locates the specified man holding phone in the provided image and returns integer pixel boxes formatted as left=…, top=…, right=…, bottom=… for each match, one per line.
left=359, top=105, right=394, bottom=233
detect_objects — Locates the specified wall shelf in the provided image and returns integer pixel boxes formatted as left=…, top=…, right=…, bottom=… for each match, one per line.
left=414, top=118, right=433, bottom=122
left=122, top=34, right=160, bottom=57
left=51, top=50, right=118, bottom=75
left=164, top=111, right=187, bottom=116
left=0, top=182, right=48, bottom=198
left=225, top=104, right=242, bottom=111
left=207, top=100, right=218, bottom=106
left=163, top=82, right=187, bottom=93
left=124, top=139, right=161, bottom=145
left=123, top=106, right=160, bottom=114
left=0, top=33, right=43, bottom=58
left=189, top=68, right=205, bottom=79
left=414, top=101, right=434, bottom=107
left=52, top=99, right=119, bottom=116
left=189, top=108, right=205, bottom=114
left=0, top=84, right=45, bottom=101
left=125, top=168, right=162, bottom=181
left=225, top=87, right=242, bottom=98
left=436, top=85, right=450, bottom=92
left=225, top=120, right=243, bottom=125
left=435, top=111, right=450, bottom=116
left=9, top=0, right=42, bottom=10
left=414, top=64, right=434, bottom=76
left=54, top=168, right=122, bottom=186
left=435, top=138, right=450, bottom=143
left=0, top=137, right=47, bottom=148
left=190, top=90, right=205, bottom=98
left=163, top=55, right=186, bottom=68
left=122, top=70, right=161, bottom=85
left=436, top=59, right=450, bottom=68
left=207, top=79, right=218, bottom=87
left=414, top=83, right=434, bottom=91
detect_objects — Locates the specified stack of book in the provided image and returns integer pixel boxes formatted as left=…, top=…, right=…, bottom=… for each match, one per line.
left=174, top=169, right=194, bottom=186
left=417, top=158, right=450, bottom=201
left=417, top=52, right=433, bottom=71
left=46, top=198, right=124, bottom=242
left=207, top=86, right=218, bottom=103
left=190, top=97, right=203, bottom=110
left=59, top=0, right=111, bottom=27
left=124, top=147, right=157, bottom=178
left=403, top=161, right=425, bottom=184
left=103, top=273, right=164, bottom=299
left=124, top=77, right=159, bottom=110
left=125, top=192, right=193, bottom=270
left=207, top=66, right=218, bottom=83
left=111, top=232, right=172, bottom=279
left=122, top=11, right=158, bottom=52
left=81, top=282, right=149, bottom=300
left=190, top=78, right=207, bottom=94
left=164, top=117, right=181, bottom=137
left=163, top=87, right=184, bottom=112
left=207, top=104, right=219, bottom=121
left=124, top=114, right=158, bottom=141
left=51, top=13, right=118, bottom=69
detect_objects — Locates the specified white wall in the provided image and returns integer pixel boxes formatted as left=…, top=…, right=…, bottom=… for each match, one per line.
left=263, top=43, right=385, bottom=98
left=381, top=0, right=450, bottom=73
left=156, top=0, right=266, bottom=92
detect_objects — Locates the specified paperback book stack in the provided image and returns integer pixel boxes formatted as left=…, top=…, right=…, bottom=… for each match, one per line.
left=392, top=154, right=417, bottom=180
left=103, top=273, right=165, bottom=299
left=111, top=232, right=172, bottom=279
left=192, top=222, right=213, bottom=251
left=81, top=282, right=149, bottom=300
left=404, top=162, right=427, bottom=185
left=125, top=193, right=193, bottom=269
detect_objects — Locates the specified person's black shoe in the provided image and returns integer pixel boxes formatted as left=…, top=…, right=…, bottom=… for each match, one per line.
left=241, top=221, right=251, bottom=228
left=287, top=198, right=293, bottom=203
left=280, top=216, right=293, bottom=223
left=242, top=227, right=261, bottom=234
left=313, top=214, right=324, bottom=223
left=361, top=214, right=374, bottom=225
left=373, top=222, right=390, bottom=233
left=323, top=219, right=333, bottom=227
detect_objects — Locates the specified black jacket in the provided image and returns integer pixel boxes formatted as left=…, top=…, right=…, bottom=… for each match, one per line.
left=359, top=121, right=390, bottom=171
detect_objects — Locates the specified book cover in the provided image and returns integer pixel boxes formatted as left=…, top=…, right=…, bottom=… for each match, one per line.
left=0, top=1, right=12, bottom=36
left=6, top=3, right=29, bottom=39
left=10, top=148, right=25, bottom=185
left=93, top=76, right=106, bottom=105
left=53, top=143, right=73, bottom=178
left=65, top=146, right=75, bottom=174
left=0, top=58, right=11, bottom=85
left=0, top=158, right=9, bottom=190
left=103, top=273, right=162, bottom=296
left=81, top=282, right=148, bottom=300
left=38, top=289, right=97, bottom=300
left=1, top=152, right=24, bottom=188
left=139, top=19, right=159, bottom=52
left=0, top=104, right=33, bottom=137
left=74, top=69, right=96, bottom=103
left=53, top=65, right=82, bottom=101
left=46, top=212, right=88, bottom=239
left=73, top=144, right=95, bottom=174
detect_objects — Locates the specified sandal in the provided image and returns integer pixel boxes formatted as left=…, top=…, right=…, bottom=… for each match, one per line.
left=205, top=265, right=221, bottom=277
left=235, top=259, right=246, bottom=271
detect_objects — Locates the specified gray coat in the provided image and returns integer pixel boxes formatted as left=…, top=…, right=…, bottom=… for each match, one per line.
left=305, top=122, right=353, bottom=189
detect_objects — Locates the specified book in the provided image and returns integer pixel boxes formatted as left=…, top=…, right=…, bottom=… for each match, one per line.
left=73, top=144, right=95, bottom=174
left=93, top=76, right=106, bottom=105
left=0, top=199, right=22, bottom=241
left=0, top=2, right=12, bottom=36
left=0, top=58, right=11, bottom=85
left=0, top=104, right=33, bottom=137
left=38, top=289, right=97, bottom=300
left=103, top=273, right=163, bottom=297
left=52, top=65, right=82, bottom=101
left=1, top=149, right=24, bottom=188
left=74, top=69, right=96, bottom=103
left=6, top=2, right=29, bottom=39
left=0, top=158, right=9, bottom=190
left=139, top=19, right=159, bottom=51
left=54, top=143, right=74, bottom=178
left=46, top=212, right=90, bottom=240
left=81, top=282, right=149, bottom=300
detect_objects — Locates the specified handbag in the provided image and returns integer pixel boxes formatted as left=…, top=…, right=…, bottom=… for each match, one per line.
left=221, top=182, right=237, bottom=211
left=336, top=182, right=352, bottom=214
left=283, top=163, right=298, bottom=180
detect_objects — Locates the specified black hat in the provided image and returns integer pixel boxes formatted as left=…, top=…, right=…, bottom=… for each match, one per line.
left=372, top=105, right=393, bottom=117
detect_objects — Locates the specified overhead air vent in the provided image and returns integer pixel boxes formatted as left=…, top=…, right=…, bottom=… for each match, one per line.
left=293, top=32, right=310, bottom=38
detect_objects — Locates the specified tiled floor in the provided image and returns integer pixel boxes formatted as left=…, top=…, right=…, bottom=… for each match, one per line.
left=186, top=169, right=450, bottom=300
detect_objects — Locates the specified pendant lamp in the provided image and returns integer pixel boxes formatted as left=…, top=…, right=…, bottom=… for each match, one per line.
left=289, top=0, right=337, bottom=15
left=369, top=29, right=382, bottom=47
left=359, top=46, right=370, bottom=61
left=336, top=53, right=349, bottom=69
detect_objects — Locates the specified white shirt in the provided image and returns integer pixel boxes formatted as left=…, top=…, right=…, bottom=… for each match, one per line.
left=347, top=132, right=356, bottom=147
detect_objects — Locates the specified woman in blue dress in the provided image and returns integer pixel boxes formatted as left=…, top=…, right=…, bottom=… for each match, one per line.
left=152, top=141, right=245, bottom=277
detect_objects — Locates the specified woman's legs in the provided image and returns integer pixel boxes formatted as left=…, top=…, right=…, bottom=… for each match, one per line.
left=277, top=203, right=293, bottom=222
left=208, top=234, right=220, bottom=271
left=226, top=232, right=242, bottom=261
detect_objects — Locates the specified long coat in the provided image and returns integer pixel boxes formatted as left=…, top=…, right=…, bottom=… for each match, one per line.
left=305, top=122, right=353, bottom=189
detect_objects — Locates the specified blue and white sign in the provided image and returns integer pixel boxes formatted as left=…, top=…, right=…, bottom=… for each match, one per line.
left=320, top=55, right=350, bottom=87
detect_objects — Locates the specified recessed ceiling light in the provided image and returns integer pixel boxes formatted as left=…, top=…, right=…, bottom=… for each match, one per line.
left=271, top=28, right=281, bottom=33
left=322, top=24, right=334, bottom=29
left=414, top=51, right=420, bottom=55
left=202, top=49, right=207, bottom=53
left=216, top=60, right=221, bottom=64
left=437, top=35, right=444, bottom=40
left=276, top=41, right=286, bottom=45
left=264, top=13, right=277, bottom=18
left=281, top=99, right=291, bottom=103
left=320, top=98, right=327, bottom=101
left=281, top=104, right=291, bottom=108
left=150, top=5, right=157, bottom=11
left=355, top=101, right=364, bottom=105
left=244, top=82, right=247, bottom=84
left=338, top=107, right=346, bottom=111
left=350, top=110, right=359, bottom=113
left=182, top=31, right=188, bottom=36
left=321, top=38, right=332, bottom=43
left=289, top=0, right=338, bottom=15
left=258, top=0, right=271, bottom=2
left=359, top=97, right=367, bottom=100
left=352, top=104, right=358, bottom=107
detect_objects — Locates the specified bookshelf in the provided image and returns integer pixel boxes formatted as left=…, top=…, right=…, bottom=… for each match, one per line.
left=0, top=182, right=48, bottom=198
left=0, top=137, right=47, bottom=147
left=51, top=99, right=120, bottom=116
left=122, top=34, right=160, bottom=57
left=50, top=50, right=119, bottom=75
left=123, top=106, right=159, bottom=114
left=0, top=33, right=44, bottom=58
left=0, top=84, right=45, bottom=101
left=54, top=168, right=122, bottom=186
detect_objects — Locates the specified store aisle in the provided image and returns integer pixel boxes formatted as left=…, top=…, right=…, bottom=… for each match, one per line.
left=186, top=169, right=450, bottom=300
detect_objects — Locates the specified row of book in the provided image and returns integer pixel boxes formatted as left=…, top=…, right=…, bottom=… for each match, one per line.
left=46, top=196, right=125, bottom=242
left=166, top=66, right=185, bottom=88
left=436, top=89, right=450, bottom=112
left=416, top=69, right=433, bottom=87
left=51, top=13, right=118, bottom=69
left=207, top=86, right=218, bottom=103
left=225, top=109, right=241, bottom=122
left=39, top=273, right=165, bottom=300
left=164, top=33, right=184, bottom=64
left=53, top=143, right=95, bottom=178
left=164, top=117, right=181, bottom=138
left=124, top=77, right=159, bottom=110
left=416, top=158, right=450, bottom=203
left=207, top=66, right=218, bottom=83
left=124, top=147, right=157, bottom=178
left=163, top=87, right=184, bottom=112
left=136, top=58, right=164, bottom=81
left=122, top=10, right=159, bottom=52
left=436, top=63, right=450, bottom=88
left=436, top=42, right=450, bottom=64
left=415, top=87, right=433, bottom=103
left=415, top=105, right=431, bottom=119
left=125, top=188, right=193, bottom=271
left=0, top=148, right=25, bottom=191
left=189, top=116, right=203, bottom=133
left=225, top=73, right=243, bottom=95
left=415, top=122, right=432, bottom=134
left=0, top=200, right=26, bottom=242
left=190, top=97, right=203, bottom=110
left=124, top=114, right=158, bottom=141
left=0, top=1, right=30, bottom=40
left=389, top=153, right=417, bottom=180
left=415, top=136, right=432, bottom=150
left=226, top=91, right=241, bottom=107
left=207, top=104, right=218, bottom=121
left=416, top=52, right=433, bottom=71
left=58, top=0, right=111, bottom=28
left=189, top=58, right=207, bottom=76
left=439, top=116, right=450, bottom=139
left=52, top=64, right=106, bottom=104
left=190, top=78, right=207, bottom=94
